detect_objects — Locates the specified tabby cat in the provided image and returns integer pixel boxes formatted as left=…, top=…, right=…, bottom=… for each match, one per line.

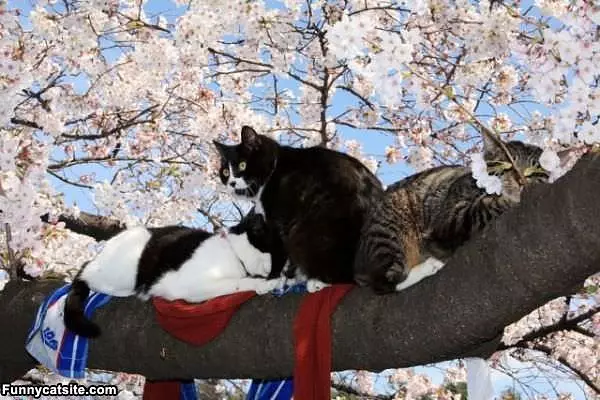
left=355, top=136, right=554, bottom=294
left=213, top=126, right=384, bottom=284
left=64, top=210, right=283, bottom=338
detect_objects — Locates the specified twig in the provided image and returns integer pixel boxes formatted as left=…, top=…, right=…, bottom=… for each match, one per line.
left=10, top=118, right=42, bottom=130
left=405, top=64, right=527, bottom=185
left=331, top=381, right=394, bottom=400
left=196, top=208, right=223, bottom=230
left=337, top=85, right=375, bottom=110
left=4, top=223, right=17, bottom=280
left=497, top=305, right=600, bottom=350
left=46, top=170, right=94, bottom=189
left=513, top=343, right=600, bottom=394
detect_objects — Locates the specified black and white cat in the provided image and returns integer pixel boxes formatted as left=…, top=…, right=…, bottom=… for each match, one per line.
left=213, top=126, right=385, bottom=287
left=64, top=211, right=283, bottom=338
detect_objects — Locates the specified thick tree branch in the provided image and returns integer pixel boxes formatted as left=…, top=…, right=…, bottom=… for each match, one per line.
left=1, top=154, right=599, bottom=384
left=40, top=211, right=125, bottom=241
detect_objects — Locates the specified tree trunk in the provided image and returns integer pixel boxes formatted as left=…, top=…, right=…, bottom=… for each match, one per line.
left=1, top=153, right=599, bottom=383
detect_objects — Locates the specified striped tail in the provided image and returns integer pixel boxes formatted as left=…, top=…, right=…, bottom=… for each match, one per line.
left=466, top=357, right=494, bottom=400
left=64, top=277, right=101, bottom=338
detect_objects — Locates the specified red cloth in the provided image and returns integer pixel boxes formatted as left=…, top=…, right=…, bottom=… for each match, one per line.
left=293, top=285, right=354, bottom=400
left=143, top=292, right=257, bottom=400
left=143, top=285, right=354, bottom=400
left=152, top=291, right=256, bottom=345
left=142, top=380, right=181, bottom=400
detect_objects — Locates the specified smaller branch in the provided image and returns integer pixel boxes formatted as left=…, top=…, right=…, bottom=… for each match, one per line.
left=498, top=305, right=600, bottom=350
left=473, top=79, right=492, bottom=113
left=337, top=86, right=375, bottom=110
left=317, top=28, right=331, bottom=147
left=47, top=153, right=197, bottom=171
left=273, top=75, right=279, bottom=115
left=46, top=170, right=93, bottom=189
left=196, top=208, right=223, bottom=230
left=515, top=344, right=600, bottom=394
left=331, top=382, right=394, bottom=400
left=116, top=12, right=171, bottom=34
left=207, top=47, right=272, bottom=68
left=333, top=119, right=405, bottom=133
left=405, top=64, right=527, bottom=184
left=319, top=69, right=330, bottom=146
left=47, top=156, right=113, bottom=170
left=430, top=51, right=464, bottom=104
left=10, top=118, right=42, bottom=130
left=41, top=212, right=125, bottom=241
left=85, top=60, right=133, bottom=96
left=61, top=104, right=158, bottom=141
left=22, top=89, right=51, bottom=112
left=348, top=6, right=410, bottom=16
left=3, top=223, right=17, bottom=280
left=15, top=71, right=64, bottom=111
left=287, top=71, right=321, bottom=90
left=209, top=68, right=271, bottom=78
left=208, top=30, right=324, bottom=93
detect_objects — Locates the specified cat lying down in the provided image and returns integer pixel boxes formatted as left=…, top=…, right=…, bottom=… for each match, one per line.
left=63, top=211, right=284, bottom=338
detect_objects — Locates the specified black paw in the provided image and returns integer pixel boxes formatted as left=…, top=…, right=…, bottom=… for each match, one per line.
left=371, top=280, right=397, bottom=295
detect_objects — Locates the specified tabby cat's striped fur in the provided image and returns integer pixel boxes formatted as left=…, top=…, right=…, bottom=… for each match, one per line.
left=355, top=137, right=551, bottom=294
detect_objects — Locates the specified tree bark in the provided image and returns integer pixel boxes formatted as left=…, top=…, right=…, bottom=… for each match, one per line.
left=41, top=211, right=126, bottom=241
left=1, top=153, right=599, bottom=383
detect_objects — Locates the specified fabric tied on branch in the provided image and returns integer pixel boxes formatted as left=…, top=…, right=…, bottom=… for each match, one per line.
left=25, top=282, right=353, bottom=400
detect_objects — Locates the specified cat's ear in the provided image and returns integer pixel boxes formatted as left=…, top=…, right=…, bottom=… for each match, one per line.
left=213, top=140, right=229, bottom=159
left=482, top=133, right=505, bottom=160
left=556, top=148, right=576, bottom=165
left=241, top=126, right=260, bottom=147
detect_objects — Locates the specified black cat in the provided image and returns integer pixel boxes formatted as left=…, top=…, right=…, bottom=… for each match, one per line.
left=213, top=126, right=384, bottom=284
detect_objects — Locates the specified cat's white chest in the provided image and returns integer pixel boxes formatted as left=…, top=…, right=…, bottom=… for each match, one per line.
left=252, top=186, right=266, bottom=217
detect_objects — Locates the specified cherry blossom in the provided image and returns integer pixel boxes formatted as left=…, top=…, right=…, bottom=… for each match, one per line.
left=470, top=153, right=503, bottom=195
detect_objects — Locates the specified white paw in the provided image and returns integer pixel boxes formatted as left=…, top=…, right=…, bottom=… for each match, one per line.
left=273, top=276, right=287, bottom=291
left=258, top=254, right=272, bottom=277
left=284, top=277, right=298, bottom=287
left=306, top=279, right=330, bottom=293
left=394, top=257, right=445, bottom=292
left=137, top=292, right=151, bottom=301
left=254, top=278, right=281, bottom=295
left=247, top=253, right=272, bottom=277
left=421, top=257, right=445, bottom=276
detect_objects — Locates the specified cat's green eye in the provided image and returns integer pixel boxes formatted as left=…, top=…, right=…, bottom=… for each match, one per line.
left=222, top=168, right=230, bottom=177
left=239, top=161, right=247, bottom=171
left=486, top=161, right=513, bottom=174
left=523, top=166, right=548, bottom=177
